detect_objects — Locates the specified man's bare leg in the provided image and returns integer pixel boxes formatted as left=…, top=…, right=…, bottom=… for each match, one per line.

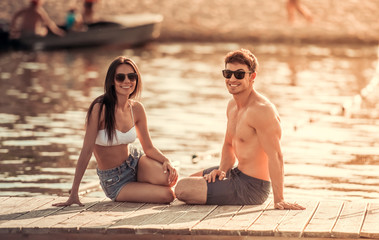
left=190, top=170, right=203, bottom=177
left=175, top=177, right=207, bottom=204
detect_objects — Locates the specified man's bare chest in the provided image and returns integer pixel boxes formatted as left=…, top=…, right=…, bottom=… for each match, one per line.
left=228, top=111, right=257, bottom=142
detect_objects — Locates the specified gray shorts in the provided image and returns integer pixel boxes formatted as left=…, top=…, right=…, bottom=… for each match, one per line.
left=97, top=147, right=143, bottom=201
left=203, top=166, right=271, bottom=205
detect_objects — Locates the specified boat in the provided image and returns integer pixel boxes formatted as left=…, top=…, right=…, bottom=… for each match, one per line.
left=0, top=14, right=163, bottom=50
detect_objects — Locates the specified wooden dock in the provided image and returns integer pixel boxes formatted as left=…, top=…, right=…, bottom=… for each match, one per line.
left=0, top=196, right=378, bottom=240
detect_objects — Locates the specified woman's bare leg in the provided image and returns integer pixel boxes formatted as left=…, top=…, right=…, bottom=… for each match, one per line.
left=116, top=182, right=174, bottom=203
left=137, top=155, right=171, bottom=185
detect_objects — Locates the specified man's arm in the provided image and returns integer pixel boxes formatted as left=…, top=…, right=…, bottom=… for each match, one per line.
left=204, top=101, right=236, bottom=183
left=9, top=10, right=24, bottom=39
left=254, top=104, right=304, bottom=210
left=38, top=8, right=65, bottom=36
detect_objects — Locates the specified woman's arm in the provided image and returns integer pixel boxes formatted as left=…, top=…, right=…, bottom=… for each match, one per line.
left=53, top=103, right=100, bottom=206
left=133, top=101, right=177, bottom=184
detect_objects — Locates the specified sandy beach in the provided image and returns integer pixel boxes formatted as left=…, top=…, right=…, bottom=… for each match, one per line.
left=1, top=0, right=378, bottom=44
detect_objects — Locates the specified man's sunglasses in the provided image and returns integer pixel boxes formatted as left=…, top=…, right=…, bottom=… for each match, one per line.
left=115, top=73, right=138, bottom=82
left=222, top=70, right=252, bottom=80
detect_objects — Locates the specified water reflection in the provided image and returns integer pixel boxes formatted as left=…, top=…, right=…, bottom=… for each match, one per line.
left=0, top=42, right=378, bottom=200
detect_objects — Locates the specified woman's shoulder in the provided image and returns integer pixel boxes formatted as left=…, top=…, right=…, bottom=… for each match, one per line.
left=89, top=101, right=106, bottom=118
left=129, top=99, right=144, bottom=110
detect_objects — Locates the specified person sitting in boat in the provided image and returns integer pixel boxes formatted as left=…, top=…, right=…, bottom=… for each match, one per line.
left=65, top=7, right=85, bottom=31
left=82, top=0, right=99, bottom=24
left=53, top=56, right=178, bottom=207
left=9, top=0, right=65, bottom=39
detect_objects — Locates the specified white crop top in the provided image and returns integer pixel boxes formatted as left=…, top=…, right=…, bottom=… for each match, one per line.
left=95, top=103, right=137, bottom=146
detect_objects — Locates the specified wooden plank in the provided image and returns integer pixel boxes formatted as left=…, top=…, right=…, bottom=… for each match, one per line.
left=0, top=197, right=68, bottom=229
left=21, top=197, right=102, bottom=234
left=0, top=197, right=33, bottom=215
left=0, top=197, right=375, bottom=239
left=106, top=203, right=169, bottom=234
left=332, top=201, right=367, bottom=238
left=0, top=197, right=57, bottom=233
left=303, top=200, right=343, bottom=238
left=191, top=205, right=242, bottom=235
left=0, top=197, right=55, bottom=221
left=48, top=198, right=113, bottom=233
left=275, top=200, right=319, bottom=237
left=161, top=204, right=217, bottom=235
left=1, top=232, right=245, bottom=240
left=0, top=197, right=11, bottom=204
left=134, top=200, right=194, bottom=235
left=360, top=203, right=379, bottom=238
left=79, top=202, right=145, bottom=233
left=219, top=200, right=271, bottom=236
left=246, top=202, right=289, bottom=236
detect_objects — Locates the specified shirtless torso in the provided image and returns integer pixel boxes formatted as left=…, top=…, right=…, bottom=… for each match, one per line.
left=10, top=2, right=64, bottom=39
left=225, top=92, right=281, bottom=182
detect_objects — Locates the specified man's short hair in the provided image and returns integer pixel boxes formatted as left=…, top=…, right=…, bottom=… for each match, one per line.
left=224, top=49, right=259, bottom=73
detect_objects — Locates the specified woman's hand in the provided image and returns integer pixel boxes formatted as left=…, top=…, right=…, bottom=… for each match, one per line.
left=203, top=169, right=226, bottom=183
left=274, top=201, right=305, bottom=210
left=52, top=191, right=84, bottom=207
left=162, top=160, right=178, bottom=187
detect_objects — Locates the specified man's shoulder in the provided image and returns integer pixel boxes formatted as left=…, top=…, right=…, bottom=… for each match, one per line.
left=226, top=98, right=236, bottom=110
left=247, top=94, right=279, bottom=120
left=250, top=93, right=275, bottom=110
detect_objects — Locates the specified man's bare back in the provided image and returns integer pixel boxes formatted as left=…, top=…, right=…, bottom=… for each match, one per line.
left=10, top=0, right=64, bottom=39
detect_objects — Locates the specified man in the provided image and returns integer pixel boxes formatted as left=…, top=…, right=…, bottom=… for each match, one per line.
left=82, top=0, right=99, bottom=24
left=175, top=49, right=304, bottom=210
left=10, top=0, right=65, bottom=39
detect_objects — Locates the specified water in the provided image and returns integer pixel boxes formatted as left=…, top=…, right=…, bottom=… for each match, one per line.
left=0, top=42, right=378, bottom=201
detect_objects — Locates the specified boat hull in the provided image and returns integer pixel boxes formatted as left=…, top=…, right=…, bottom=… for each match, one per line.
left=4, top=14, right=163, bottom=50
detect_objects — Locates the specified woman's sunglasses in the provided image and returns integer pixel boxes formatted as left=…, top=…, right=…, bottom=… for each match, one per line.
left=222, top=70, right=251, bottom=80
left=115, top=73, right=138, bottom=82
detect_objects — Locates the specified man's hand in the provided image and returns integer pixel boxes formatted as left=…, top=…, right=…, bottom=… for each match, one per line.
left=204, top=169, right=226, bottom=183
left=275, top=201, right=305, bottom=210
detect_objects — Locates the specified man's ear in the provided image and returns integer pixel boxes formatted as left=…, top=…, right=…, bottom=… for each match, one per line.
left=250, top=72, right=257, bottom=82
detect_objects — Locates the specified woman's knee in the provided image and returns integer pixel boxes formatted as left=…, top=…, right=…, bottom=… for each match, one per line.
left=163, top=187, right=175, bottom=203
left=137, top=156, right=168, bottom=185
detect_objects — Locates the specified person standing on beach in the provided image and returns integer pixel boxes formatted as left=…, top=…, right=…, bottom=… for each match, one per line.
left=175, top=49, right=305, bottom=210
left=286, top=0, right=313, bottom=24
left=9, top=0, right=65, bottom=39
left=53, top=56, right=178, bottom=207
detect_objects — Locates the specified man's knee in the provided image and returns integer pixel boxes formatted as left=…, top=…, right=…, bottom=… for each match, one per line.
left=174, top=178, right=207, bottom=204
left=174, top=179, right=187, bottom=201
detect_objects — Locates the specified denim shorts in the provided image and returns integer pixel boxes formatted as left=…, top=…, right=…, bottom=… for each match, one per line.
left=97, top=147, right=143, bottom=201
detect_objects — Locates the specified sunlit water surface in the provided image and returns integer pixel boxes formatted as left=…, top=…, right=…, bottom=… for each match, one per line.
left=0, top=42, right=378, bottom=201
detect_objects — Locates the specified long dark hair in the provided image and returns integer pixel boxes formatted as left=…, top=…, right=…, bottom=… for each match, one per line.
left=86, top=56, right=142, bottom=143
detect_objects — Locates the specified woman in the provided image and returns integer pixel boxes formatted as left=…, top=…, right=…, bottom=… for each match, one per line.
left=53, top=56, right=177, bottom=206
